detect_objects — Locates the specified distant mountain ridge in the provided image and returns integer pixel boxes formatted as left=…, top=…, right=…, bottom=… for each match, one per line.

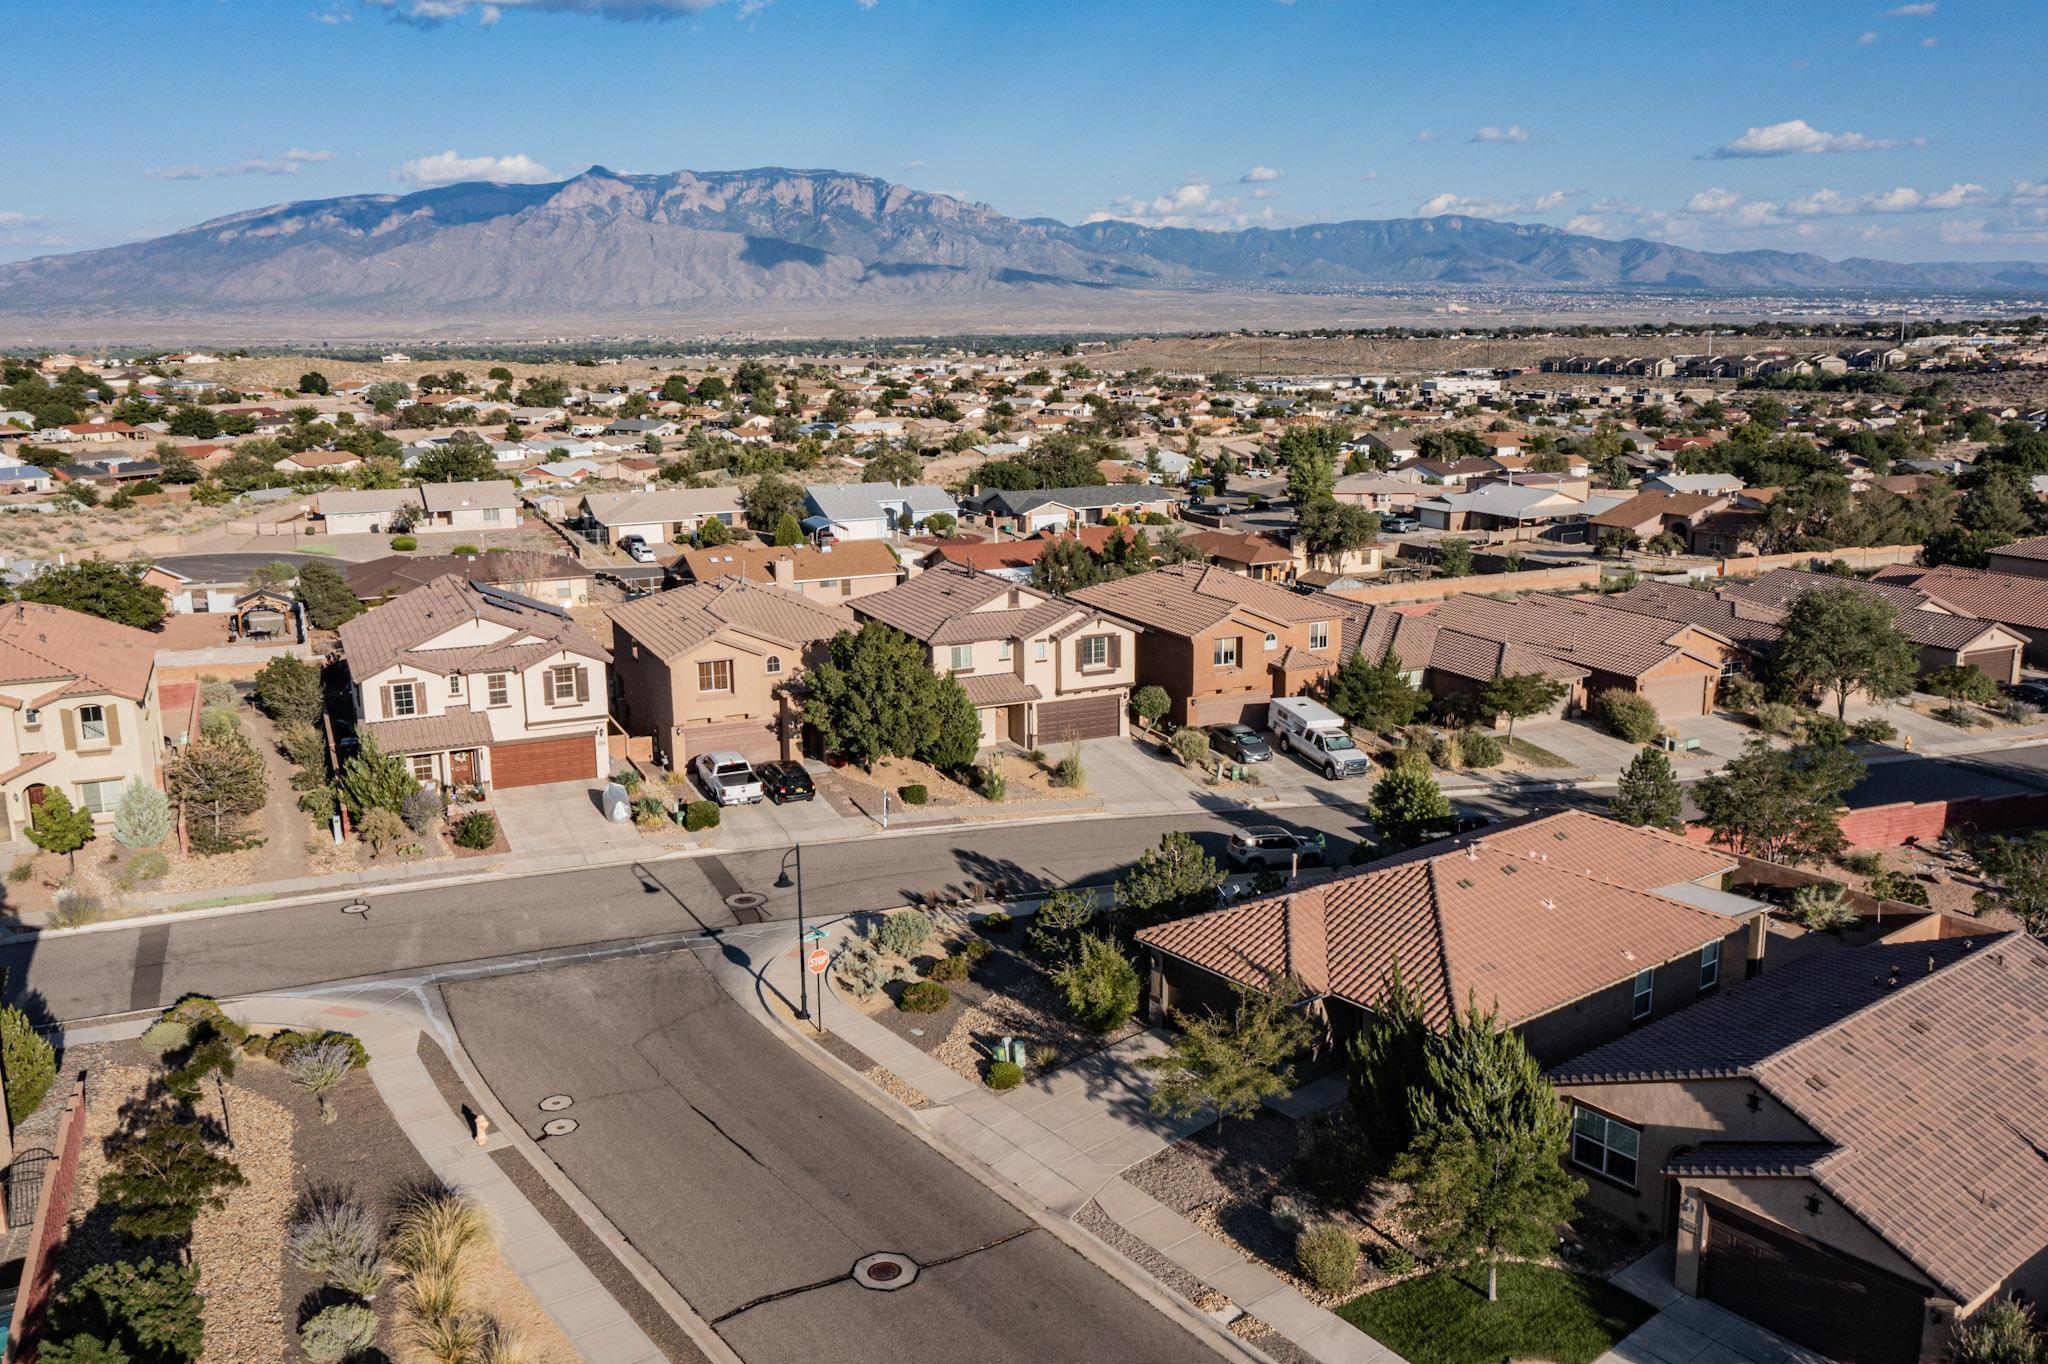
left=2, top=165, right=2044, bottom=329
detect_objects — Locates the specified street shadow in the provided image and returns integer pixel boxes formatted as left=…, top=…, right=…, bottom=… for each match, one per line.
left=628, top=862, right=726, bottom=934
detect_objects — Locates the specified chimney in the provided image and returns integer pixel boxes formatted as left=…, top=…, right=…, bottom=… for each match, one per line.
left=771, top=553, right=796, bottom=589
left=1283, top=886, right=1330, bottom=996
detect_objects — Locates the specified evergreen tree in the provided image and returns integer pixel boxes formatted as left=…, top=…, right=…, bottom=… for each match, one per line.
left=1694, top=735, right=1864, bottom=864
left=1143, top=974, right=1315, bottom=1120
left=1113, top=831, right=1224, bottom=927
left=1368, top=765, right=1452, bottom=852
left=338, top=733, right=418, bottom=816
left=42, top=1257, right=205, bottom=1364
left=1345, top=961, right=1431, bottom=1157
left=1610, top=746, right=1684, bottom=830
left=1055, top=933, right=1141, bottom=1034
left=1476, top=669, right=1567, bottom=744
left=294, top=561, right=361, bottom=630
left=772, top=513, right=805, bottom=547
left=166, top=734, right=268, bottom=850
left=113, top=782, right=174, bottom=850
left=1435, top=539, right=1474, bottom=578
left=18, top=561, right=166, bottom=629
left=100, top=1120, right=247, bottom=1242
left=1326, top=649, right=1422, bottom=732
left=251, top=654, right=324, bottom=729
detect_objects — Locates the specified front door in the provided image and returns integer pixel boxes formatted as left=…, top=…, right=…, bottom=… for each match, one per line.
left=449, top=750, right=477, bottom=787
left=25, top=784, right=49, bottom=813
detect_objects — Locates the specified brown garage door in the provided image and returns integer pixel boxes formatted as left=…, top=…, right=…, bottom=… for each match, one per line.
left=1638, top=672, right=1710, bottom=718
left=676, top=717, right=783, bottom=766
left=1189, top=694, right=1268, bottom=729
left=1961, top=646, right=2018, bottom=685
left=1037, top=695, right=1121, bottom=744
left=490, top=735, right=597, bottom=788
left=1700, top=1203, right=1923, bottom=1364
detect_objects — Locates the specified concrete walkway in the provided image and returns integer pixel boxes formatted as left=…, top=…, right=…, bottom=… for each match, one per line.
left=1599, top=1248, right=1832, bottom=1364
left=693, top=913, right=1410, bottom=1364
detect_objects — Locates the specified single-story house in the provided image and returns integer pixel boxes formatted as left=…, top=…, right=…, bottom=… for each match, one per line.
left=577, top=487, right=744, bottom=547
left=965, top=484, right=1183, bottom=534
left=802, top=482, right=958, bottom=542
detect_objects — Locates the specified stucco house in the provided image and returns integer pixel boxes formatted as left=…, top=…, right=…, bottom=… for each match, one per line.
left=802, top=482, right=957, bottom=542
left=419, top=480, right=520, bottom=531
left=0, top=602, right=167, bottom=840
left=337, top=575, right=610, bottom=790
left=672, top=540, right=900, bottom=605
left=577, top=487, right=744, bottom=548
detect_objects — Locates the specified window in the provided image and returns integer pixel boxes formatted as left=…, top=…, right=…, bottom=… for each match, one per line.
left=766, top=656, right=783, bottom=676
left=998, top=640, right=1012, bottom=662
left=78, top=704, right=107, bottom=743
left=819, top=579, right=838, bottom=590
left=697, top=659, right=733, bottom=693
left=408, top=754, right=436, bottom=782
left=1309, top=622, right=1330, bottom=652
left=1699, top=940, right=1721, bottom=992
left=76, top=779, right=122, bottom=816
left=1631, top=967, right=1655, bottom=1020
left=1035, top=640, right=1048, bottom=662
left=1263, top=632, right=1278, bottom=652
left=23, top=707, right=40, bottom=729
left=486, top=674, right=509, bottom=707
left=1214, top=636, right=1240, bottom=669
left=549, top=666, right=581, bottom=704
left=840, top=578, right=853, bottom=598
left=950, top=644, right=974, bottom=672
left=1571, top=1106, right=1640, bottom=1187
left=448, top=675, right=463, bottom=697
left=482, top=507, right=502, bottom=523
left=1080, top=635, right=1110, bottom=669
left=389, top=684, right=417, bottom=718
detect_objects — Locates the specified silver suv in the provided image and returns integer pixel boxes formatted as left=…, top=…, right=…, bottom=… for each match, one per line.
left=1227, top=826, right=1327, bottom=870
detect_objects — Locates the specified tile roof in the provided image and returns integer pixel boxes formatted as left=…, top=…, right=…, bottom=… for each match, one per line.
left=359, top=707, right=494, bottom=756
left=1597, top=581, right=1786, bottom=652
left=580, top=486, right=744, bottom=526
left=609, top=577, right=853, bottom=660
left=1426, top=592, right=1708, bottom=679
left=319, top=488, right=420, bottom=515
left=1183, top=529, right=1296, bottom=565
left=973, top=484, right=1182, bottom=516
left=0, top=601, right=158, bottom=701
left=1870, top=564, right=2048, bottom=632
left=419, top=480, right=517, bottom=512
left=1661, top=1143, right=1835, bottom=1179
left=803, top=481, right=956, bottom=524
left=1720, top=569, right=2010, bottom=652
left=676, top=539, right=899, bottom=586
left=345, top=552, right=592, bottom=600
left=1071, top=564, right=1352, bottom=635
left=1987, top=534, right=2048, bottom=563
left=1587, top=491, right=1728, bottom=530
left=337, top=575, right=607, bottom=679
left=1555, top=934, right=2048, bottom=1305
left=1138, top=810, right=1741, bottom=1030
left=961, top=673, right=1040, bottom=707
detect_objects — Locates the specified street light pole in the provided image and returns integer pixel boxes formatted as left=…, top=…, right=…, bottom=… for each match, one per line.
left=794, top=842, right=809, bottom=1021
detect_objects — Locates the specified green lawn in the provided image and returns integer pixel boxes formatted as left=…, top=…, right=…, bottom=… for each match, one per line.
left=1338, top=1263, right=1652, bottom=1364
left=1507, top=737, right=1574, bottom=769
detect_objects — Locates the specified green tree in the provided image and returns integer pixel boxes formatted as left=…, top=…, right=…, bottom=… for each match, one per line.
left=294, top=561, right=361, bottom=630
left=113, top=781, right=174, bottom=850
left=1945, top=1297, right=2046, bottom=1364
left=1435, top=539, right=1473, bottom=578
left=27, top=789, right=95, bottom=871
left=1392, top=1003, right=1582, bottom=1303
left=18, top=561, right=166, bottom=629
left=1114, top=830, right=1225, bottom=927
left=1773, top=584, right=1917, bottom=719
left=1693, top=735, right=1864, bottom=864
left=924, top=676, right=984, bottom=773
left=1971, top=831, right=2048, bottom=935
left=803, top=624, right=980, bottom=771
left=252, top=654, right=323, bottom=728
left=771, top=513, right=805, bottom=547
left=1368, top=765, right=1452, bottom=852
left=411, top=443, right=496, bottom=484
left=166, top=733, right=269, bottom=850
left=1025, top=887, right=1098, bottom=961
left=1284, top=448, right=1338, bottom=505
left=1030, top=537, right=1104, bottom=594
left=1326, top=649, right=1422, bottom=733
left=339, top=733, right=418, bottom=816
left=695, top=515, right=735, bottom=548
left=100, top=1120, right=247, bottom=1242
left=1, top=995, right=56, bottom=1126
left=42, top=1257, right=205, bottom=1364
left=297, top=371, right=330, bottom=395
left=1055, top=933, right=1141, bottom=1033
left=1610, top=746, right=1683, bottom=830
left=1475, top=669, right=1566, bottom=744
left=1344, top=961, right=1430, bottom=1158
left=1142, top=974, right=1315, bottom=1120
left=743, top=473, right=803, bottom=532
left=1297, top=499, right=1380, bottom=568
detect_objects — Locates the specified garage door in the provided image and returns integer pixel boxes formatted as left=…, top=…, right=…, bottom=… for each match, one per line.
left=1700, top=1203, right=1923, bottom=1364
left=1961, top=647, right=2019, bottom=686
left=676, top=718, right=782, bottom=767
left=490, top=735, right=597, bottom=789
left=1639, top=672, right=1710, bottom=719
left=1189, top=694, right=1268, bottom=729
left=1037, top=695, right=1121, bottom=744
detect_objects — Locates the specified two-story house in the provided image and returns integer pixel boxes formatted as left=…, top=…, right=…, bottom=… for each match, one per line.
left=851, top=566, right=1136, bottom=748
left=336, top=575, right=610, bottom=790
left=0, top=602, right=166, bottom=840
left=1071, top=564, right=1362, bottom=728
left=610, top=577, right=855, bottom=768
left=672, top=540, right=901, bottom=605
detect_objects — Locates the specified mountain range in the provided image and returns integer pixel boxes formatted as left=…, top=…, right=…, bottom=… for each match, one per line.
left=3, top=166, right=2045, bottom=336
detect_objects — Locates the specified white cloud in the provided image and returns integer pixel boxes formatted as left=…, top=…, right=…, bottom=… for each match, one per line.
left=1361, top=170, right=1379, bottom=180
left=1084, top=179, right=1278, bottom=230
left=902, top=159, right=924, bottom=170
left=1469, top=124, right=1531, bottom=144
left=394, top=150, right=556, bottom=185
left=1883, top=3, right=1935, bottom=15
left=145, top=149, right=336, bottom=180
left=1249, top=188, right=1278, bottom=200
left=1857, top=29, right=1877, bottom=42
left=1416, top=188, right=1570, bottom=218
left=1920, top=36, right=1937, bottom=46
left=1564, top=215, right=1607, bottom=235
left=0, top=212, right=52, bottom=231
left=1786, top=182, right=1988, bottom=216
left=1239, top=166, right=1283, bottom=183
left=1675, top=187, right=1787, bottom=229
left=1413, top=130, right=1442, bottom=143
left=368, top=0, right=724, bottom=20
left=1705, top=118, right=1914, bottom=158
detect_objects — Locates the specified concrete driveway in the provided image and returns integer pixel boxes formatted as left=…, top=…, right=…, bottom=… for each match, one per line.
left=443, top=951, right=1221, bottom=1364
left=1600, top=1249, right=1832, bottom=1364
left=491, top=779, right=649, bottom=859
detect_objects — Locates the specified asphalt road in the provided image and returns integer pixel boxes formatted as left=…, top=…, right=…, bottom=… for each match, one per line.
left=445, top=952, right=1212, bottom=1364
left=154, top=550, right=336, bottom=579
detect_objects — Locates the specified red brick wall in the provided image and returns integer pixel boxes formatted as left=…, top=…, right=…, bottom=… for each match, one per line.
left=11, top=1081, right=88, bottom=1364
left=1687, top=791, right=2048, bottom=852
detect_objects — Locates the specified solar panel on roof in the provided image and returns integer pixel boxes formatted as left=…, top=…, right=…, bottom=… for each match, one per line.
left=476, top=583, right=568, bottom=619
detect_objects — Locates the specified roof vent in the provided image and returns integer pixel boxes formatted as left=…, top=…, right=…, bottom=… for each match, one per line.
left=1455, top=877, right=1474, bottom=890
left=1539, top=898, right=1555, bottom=910
left=1500, top=863, right=1517, bottom=876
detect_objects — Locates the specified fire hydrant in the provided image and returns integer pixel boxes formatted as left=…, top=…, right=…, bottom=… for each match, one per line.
left=473, top=1113, right=492, bottom=1148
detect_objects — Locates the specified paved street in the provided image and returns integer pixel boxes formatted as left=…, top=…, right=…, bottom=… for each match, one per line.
left=442, top=951, right=1215, bottom=1364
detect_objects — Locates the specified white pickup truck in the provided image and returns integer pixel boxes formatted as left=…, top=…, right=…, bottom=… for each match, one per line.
left=1269, top=696, right=1373, bottom=779
left=692, top=751, right=764, bottom=805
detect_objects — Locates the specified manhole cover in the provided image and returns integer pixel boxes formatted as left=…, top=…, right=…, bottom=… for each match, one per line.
left=541, top=1117, right=579, bottom=1137
left=724, top=892, right=766, bottom=911
left=539, top=1095, right=574, bottom=1112
left=851, top=1252, right=918, bottom=1291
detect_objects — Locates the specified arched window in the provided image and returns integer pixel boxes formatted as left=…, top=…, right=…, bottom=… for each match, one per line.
left=766, top=655, right=783, bottom=675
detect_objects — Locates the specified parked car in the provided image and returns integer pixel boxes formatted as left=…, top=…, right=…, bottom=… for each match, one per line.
left=1227, top=826, right=1327, bottom=870
left=2006, top=679, right=2048, bottom=706
left=692, top=751, right=764, bottom=805
left=1416, top=809, right=1494, bottom=843
left=1206, top=723, right=1272, bottom=763
left=757, top=760, right=815, bottom=805
left=1381, top=515, right=1420, bottom=533
left=619, top=534, right=657, bottom=563
left=1269, top=696, right=1373, bottom=779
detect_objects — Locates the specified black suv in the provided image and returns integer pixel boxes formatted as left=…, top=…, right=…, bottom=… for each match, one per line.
left=758, top=760, right=815, bottom=804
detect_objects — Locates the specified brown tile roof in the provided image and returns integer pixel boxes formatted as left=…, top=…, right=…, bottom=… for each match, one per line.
left=675, top=539, right=899, bottom=586
left=852, top=566, right=1077, bottom=645
left=1071, top=564, right=1351, bottom=636
left=1426, top=592, right=1706, bottom=679
left=1587, top=491, right=1728, bottom=530
left=1598, top=581, right=1786, bottom=652
left=1720, top=569, right=2011, bottom=652
left=1870, top=564, right=2048, bottom=632
left=960, top=673, right=1040, bottom=707
left=1987, top=534, right=2048, bottom=563
left=609, top=577, right=852, bottom=660
left=337, top=575, right=607, bottom=679
left=1138, top=810, right=1742, bottom=1030
left=359, top=708, right=494, bottom=756
left=1556, top=934, right=2048, bottom=1305
left=0, top=601, right=157, bottom=701
left=345, top=552, right=593, bottom=600
left=1661, top=1143, right=1835, bottom=1179
left=1183, top=529, right=1295, bottom=566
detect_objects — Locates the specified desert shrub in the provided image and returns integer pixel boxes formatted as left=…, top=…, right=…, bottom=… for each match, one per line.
left=986, top=1060, right=1024, bottom=1090
left=1790, top=881, right=1857, bottom=931
left=49, top=890, right=107, bottom=929
left=1926, top=664, right=2001, bottom=705
left=358, top=807, right=407, bottom=857
left=390, top=534, right=417, bottom=551
left=113, top=782, right=174, bottom=850
left=1295, top=1223, right=1360, bottom=1295
left=1850, top=716, right=1898, bottom=742
left=1171, top=727, right=1212, bottom=768
left=1054, top=933, right=1140, bottom=1034
left=1374, top=1244, right=1418, bottom=1276
left=200, top=679, right=237, bottom=709
left=449, top=543, right=479, bottom=556
left=875, top=909, right=933, bottom=958
left=1805, top=714, right=1851, bottom=747
left=452, top=812, right=496, bottom=849
left=1270, top=1195, right=1307, bottom=1233
left=199, top=707, right=240, bottom=742
left=1947, top=1298, right=2045, bottom=1364
left=1423, top=729, right=1454, bottom=769
left=401, top=788, right=447, bottom=834
left=117, top=850, right=171, bottom=890
left=835, top=937, right=888, bottom=999
left=286, top=1041, right=358, bottom=1122
left=288, top=1197, right=382, bottom=1279
left=282, top=724, right=330, bottom=783
left=6, top=862, right=30, bottom=884
left=962, top=937, right=993, bottom=965
left=1867, top=869, right=1931, bottom=906
left=682, top=799, right=720, bottom=831
left=1, top=1003, right=55, bottom=1125
left=138, top=1019, right=192, bottom=1057
left=898, top=981, right=950, bottom=1013
left=631, top=796, right=668, bottom=827
left=298, top=787, right=338, bottom=823
left=976, top=910, right=1012, bottom=935
left=1753, top=701, right=1807, bottom=736
left=300, top=1302, right=378, bottom=1362
left=1934, top=703, right=1990, bottom=728
left=975, top=762, right=1006, bottom=801
left=924, top=954, right=968, bottom=982
left=266, top=1029, right=369, bottom=1070
left=2005, top=699, right=2042, bottom=725
left=1251, top=869, right=1286, bottom=895
left=1593, top=688, right=1660, bottom=743
left=1840, top=851, right=1885, bottom=876
left=1050, top=741, right=1084, bottom=788
left=898, top=783, right=928, bottom=806
left=1456, top=729, right=1503, bottom=768
left=1021, top=747, right=1046, bottom=766
left=1024, top=888, right=1095, bottom=960
left=1132, top=685, right=1170, bottom=728
left=1716, top=673, right=1765, bottom=714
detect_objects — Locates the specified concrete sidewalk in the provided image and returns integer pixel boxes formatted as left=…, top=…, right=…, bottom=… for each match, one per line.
left=693, top=913, right=1409, bottom=1364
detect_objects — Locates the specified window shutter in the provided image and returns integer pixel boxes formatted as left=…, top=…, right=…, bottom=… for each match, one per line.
left=60, top=708, right=76, bottom=750
left=1109, top=635, right=1122, bottom=669
left=574, top=667, right=589, bottom=703
left=105, top=705, right=121, bottom=747
left=380, top=684, right=393, bottom=717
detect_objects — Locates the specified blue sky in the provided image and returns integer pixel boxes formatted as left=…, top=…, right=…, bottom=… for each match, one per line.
left=3, top=0, right=2042, bottom=265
